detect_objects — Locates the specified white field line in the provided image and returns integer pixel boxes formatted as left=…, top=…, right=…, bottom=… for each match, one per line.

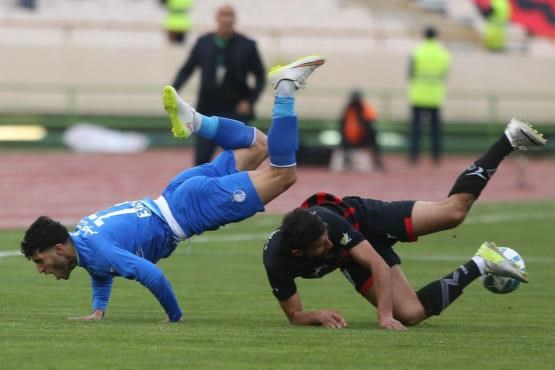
left=0, top=251, right=21, bottom=258
left=464, top=211, right=555, bottom=225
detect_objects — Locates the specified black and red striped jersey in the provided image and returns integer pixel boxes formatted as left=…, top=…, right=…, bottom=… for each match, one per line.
left=263, top=197, right=366, bottom=301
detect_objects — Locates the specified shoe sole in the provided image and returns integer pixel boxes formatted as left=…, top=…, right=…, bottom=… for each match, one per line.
left=162, top=86, right=189, bottom=139
left=268, top=55, right=326, bottom=81
left=511, top=118, right=547, bottom=147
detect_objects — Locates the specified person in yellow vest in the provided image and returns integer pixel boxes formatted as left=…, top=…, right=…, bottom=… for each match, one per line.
left=161, top=0, right=193, bottom=44
left=408, top=26, right=451, bottom=166
left=481, top=0, right=511, bottom=51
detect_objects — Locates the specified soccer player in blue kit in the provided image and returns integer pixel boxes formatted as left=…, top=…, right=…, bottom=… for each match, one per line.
left=20, top=55, right=326, bottom=322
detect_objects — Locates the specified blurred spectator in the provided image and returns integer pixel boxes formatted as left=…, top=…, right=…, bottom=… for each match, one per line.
left=19, top=0, right=37, bottom=10
left=171, top=4, right=266, bottom=165
left=480, top=0, right=511, bottom=51
left=407, top=26, right=451, bottom=166
left=161, top=0, right=193, bottom=44
left=330, top=90, right=384, bottom=172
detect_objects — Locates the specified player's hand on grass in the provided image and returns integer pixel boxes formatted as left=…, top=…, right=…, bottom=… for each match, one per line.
left=315, top=310, right=347, bottom=329
left=68, top=309, right=104, bottom=321
left=379, top=316, right=406, bottom=331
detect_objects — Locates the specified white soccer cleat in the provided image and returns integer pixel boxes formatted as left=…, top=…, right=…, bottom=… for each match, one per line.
left=268, top=55, right=326, bottom=90
left=504, top=117, right=547, bottom=150
left=475, top=242, right=529, bottom=283
left=162, top=85, right=196, bottom=139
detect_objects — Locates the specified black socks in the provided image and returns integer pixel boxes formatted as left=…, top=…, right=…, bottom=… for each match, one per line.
left=448, top=134, right=513, bottom=197
left=416, top=260, right=481, bottom=316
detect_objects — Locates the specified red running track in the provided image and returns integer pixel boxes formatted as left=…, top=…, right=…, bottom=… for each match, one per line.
left=1, top=149, right=554, bottom=229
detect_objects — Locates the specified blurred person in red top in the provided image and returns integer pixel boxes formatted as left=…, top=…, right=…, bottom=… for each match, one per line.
left=336, top=90, right=384, bottom=171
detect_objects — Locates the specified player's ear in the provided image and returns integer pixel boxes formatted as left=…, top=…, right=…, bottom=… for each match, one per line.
left=291, top=249, right=304, bottom=257
left=53, top=243, right=66, bottom=255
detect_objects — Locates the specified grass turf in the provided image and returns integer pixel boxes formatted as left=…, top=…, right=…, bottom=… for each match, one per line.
left=1, top=200, right=554, bottom=370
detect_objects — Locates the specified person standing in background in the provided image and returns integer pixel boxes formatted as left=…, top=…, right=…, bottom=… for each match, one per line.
left=407, top=26, right=451, bottom=166
left=480, top=0, right=511, bottom=52
left=171, top=4, right=266, bottom=165
left=161, top=0, right=194, bottom=45
left=333, top=90, right=384, bottom=171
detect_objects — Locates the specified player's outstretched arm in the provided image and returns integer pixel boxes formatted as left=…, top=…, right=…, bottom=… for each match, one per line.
left=102, top=247, right=183, bottom=322
left=350, top=241, right=407, bottom=331
left=278, top=292, right=347, bottom=329
left=67, top=274, right=112, bottom=321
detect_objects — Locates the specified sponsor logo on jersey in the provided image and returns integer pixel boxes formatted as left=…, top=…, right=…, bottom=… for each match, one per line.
left=340, top=232, right=352, bottom=246
left=232, top=190, right=247, bottom=203
left=312, top=264, right=329, bottom=277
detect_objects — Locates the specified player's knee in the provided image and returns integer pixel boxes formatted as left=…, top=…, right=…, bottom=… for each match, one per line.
left=447, top=202, right=468, bottom=228
left=395, top=310, right=425, bottom=326
left=399, top=317, right=419, bottom=326
left=273, top=167, right=297, bottom=192
left=253, top=129, right=268, bottom=155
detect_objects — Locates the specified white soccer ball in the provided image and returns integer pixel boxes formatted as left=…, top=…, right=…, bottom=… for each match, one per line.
left=481, top=246, right=527, bottom=294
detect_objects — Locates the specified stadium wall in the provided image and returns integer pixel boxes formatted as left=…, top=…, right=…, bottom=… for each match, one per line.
left=1, top=41, right=554, bottom=124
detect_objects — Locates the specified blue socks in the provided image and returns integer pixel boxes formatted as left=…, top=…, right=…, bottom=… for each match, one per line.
left=197, top=116, right=255, bottom=149
left=272, top=96, right=295, bottom=119
left=268, top=96, right=298, bottom=167
left=193, top=94, right=298, bottom=167
left=198, top=115, right=219, bottom=139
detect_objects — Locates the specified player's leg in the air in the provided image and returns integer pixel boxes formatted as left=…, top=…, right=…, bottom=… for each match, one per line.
left=410, top=118, right=546, bottom=236
left=159, top=55, right=326, bottom=237
left=246, top=55, right=326, bottom=204
left=163, top=86, right=268, bottom=172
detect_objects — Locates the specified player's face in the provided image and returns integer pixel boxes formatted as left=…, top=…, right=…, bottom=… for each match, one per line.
left=31, top=247, right=73, bottom=280
left=304, top=231, right=333, bottom=258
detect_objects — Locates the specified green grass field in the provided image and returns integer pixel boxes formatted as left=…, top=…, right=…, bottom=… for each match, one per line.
left=1, top=201, right=554, bottom=370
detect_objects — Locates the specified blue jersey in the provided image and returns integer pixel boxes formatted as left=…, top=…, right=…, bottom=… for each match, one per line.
left=69, top=150, right=264, bottom=322
left=70, top=200, right=182, bottom=321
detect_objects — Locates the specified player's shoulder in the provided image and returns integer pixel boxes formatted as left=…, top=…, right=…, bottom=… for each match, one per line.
left=310, top=205, right=343, bottom=221
left=263, top=228, right=281, bottom=252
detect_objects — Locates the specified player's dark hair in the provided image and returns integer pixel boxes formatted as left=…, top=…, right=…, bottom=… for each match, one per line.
left=21, top=216, right=69, bottom=259
left=280, top=208, right=326, bottom=251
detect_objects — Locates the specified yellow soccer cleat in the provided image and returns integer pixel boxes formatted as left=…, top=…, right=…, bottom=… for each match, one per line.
left=475, top=241, right=529, bottom=283
left=162, top=85, right=195, bottom=139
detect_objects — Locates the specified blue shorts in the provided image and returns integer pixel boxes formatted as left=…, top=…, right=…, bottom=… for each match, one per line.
left=161, top=150, right=265, bottom=237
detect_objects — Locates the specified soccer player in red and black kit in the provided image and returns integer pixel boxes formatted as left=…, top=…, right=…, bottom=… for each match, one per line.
left=263, top=118, right=545, bottom=330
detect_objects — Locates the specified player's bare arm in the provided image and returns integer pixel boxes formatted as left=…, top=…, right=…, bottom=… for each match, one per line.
left=278, top=292, right=347, bottom=329
left=349, top=240, right=406, bottom=331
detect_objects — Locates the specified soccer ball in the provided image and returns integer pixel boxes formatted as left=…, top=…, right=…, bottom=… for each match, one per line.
left=481, top=246, right=527, bottom=294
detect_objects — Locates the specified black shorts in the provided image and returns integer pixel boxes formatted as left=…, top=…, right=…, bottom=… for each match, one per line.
left=340, top=197, right=416, bottom=295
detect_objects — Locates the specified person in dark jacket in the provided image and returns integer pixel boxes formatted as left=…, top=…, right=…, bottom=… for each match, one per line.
left=172, top=4, right=266, bottom=165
